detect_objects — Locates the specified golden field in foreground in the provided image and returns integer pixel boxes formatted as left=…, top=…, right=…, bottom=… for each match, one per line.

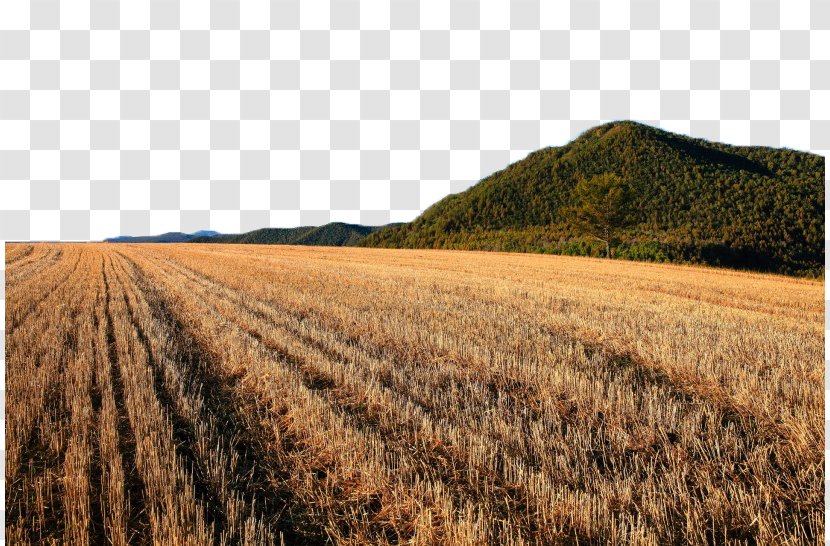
left=5, top=243, right=824, bottom=545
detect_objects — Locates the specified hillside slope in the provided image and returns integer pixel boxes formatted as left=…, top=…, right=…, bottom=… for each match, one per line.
left=190, top=222, right=389, bottom=246
left=363, top=121, right=824, bottom=275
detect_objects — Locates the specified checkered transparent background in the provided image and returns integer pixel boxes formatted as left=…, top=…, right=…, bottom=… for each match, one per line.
left=0, top=0, right=828, bottom=239
left=0, top=0, right=828, bottom=539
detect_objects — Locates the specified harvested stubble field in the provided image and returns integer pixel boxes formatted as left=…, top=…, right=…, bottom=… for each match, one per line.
left=4, top=242, right=824, bottom=545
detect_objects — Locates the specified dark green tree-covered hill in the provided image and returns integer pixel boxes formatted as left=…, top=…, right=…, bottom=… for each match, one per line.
left=363, top=121, right=824, bottom=275
left=190, top=222, right=390, bottom=246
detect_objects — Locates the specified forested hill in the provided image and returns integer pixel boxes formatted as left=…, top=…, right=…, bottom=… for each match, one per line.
left=363, top=121, right=824, bottom=276
left=189, top=222, right=388, bottom=246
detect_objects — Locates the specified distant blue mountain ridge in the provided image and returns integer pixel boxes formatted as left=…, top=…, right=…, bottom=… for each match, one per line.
left=105, top=230, right=221, bottom=243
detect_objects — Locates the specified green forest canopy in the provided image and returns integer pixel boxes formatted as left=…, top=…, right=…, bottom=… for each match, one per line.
left=362, top=121, right=825, bottom=276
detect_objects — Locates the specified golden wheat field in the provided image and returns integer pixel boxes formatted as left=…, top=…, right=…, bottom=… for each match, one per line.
left=4, top=242, right=824, bottom=545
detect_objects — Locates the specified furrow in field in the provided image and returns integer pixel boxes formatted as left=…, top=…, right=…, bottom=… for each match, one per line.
left=542, top=321, right=822, bottom=461
left=5, top=246, right=83, bottom=335
left=92, top=256, right=128, bottom=546
left=123, top=249, right=504, bottom=544
left=4, top=244, right=53, bottom=276
left=5, top=380, right=68, bottom=543
left=102, top=256, right=151, bottom=544
left=150, top=249, right=739, bottom=456
left=143, top=250, right=562, bottom=433
left=207, top=245, right=817, bottom=458
left=142, top=251, right=591, bottom=472
left=159, top=254, right=679, bottom=537
left=148, top=245, right=822, bottom=543
left=135, top=248, right=699, bottom=543
left=63, top=348, right=94, bottom=545
left=217, top=244, right=821, bottom=383
left=6, top=251, right=91, bottom=477
left=4, top=243, right=823, bottom=544
left=5, top=248, right=102, bottom=543
left=116, top=250, right=331, bottom=545
left=105, top=252, right=214, bottom=545
left=352, top=267, right=817, bottom=459
left=193, top=245, right=820, bottom=323
left=113, top=257, right=231, bottom=539
left=116, top=249, right=324, bottom=545
left=5, top=243, right=33, bottom=264
left=333, top=266, right=822, bottom=541
left=4, top=245, right=63, bottom=288
left=63, top=254, right=116, bottom=546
